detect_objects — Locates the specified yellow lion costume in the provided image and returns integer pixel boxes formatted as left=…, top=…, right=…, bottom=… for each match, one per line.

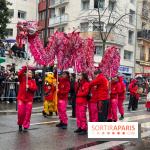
left=43, top=73, right=58, bottom=115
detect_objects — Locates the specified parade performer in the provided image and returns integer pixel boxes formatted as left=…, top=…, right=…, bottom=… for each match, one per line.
left=74, top=72, right=89, bottom=135
left=128, top=79, right=138, bottom=111
left=43, top=73, right=58, bottom=116
left=17, top=63, right=37, bottom=132
left=108, top=76, right=121, bottom=122
left=54, top=67, right=70, bottom=129
left=88, top=76, right=98, bottom=122
left=89, top=70, right=109, bottom=122
left=43, top=82, right=56, bottom=117
left=118, top=76, right=126, bottom=120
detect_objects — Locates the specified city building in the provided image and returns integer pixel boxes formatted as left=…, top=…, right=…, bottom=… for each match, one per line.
left=48, top=0, right=137, bottom=77
left=135, top=0, right=150, bottom=78
left=2, top=0, right=37, bottom=71
left=38, top=0, right=51, bottom=45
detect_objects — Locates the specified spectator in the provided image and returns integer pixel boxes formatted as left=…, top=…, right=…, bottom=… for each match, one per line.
left=0, top=71, right=6, bottom=102
left=11, top=43, right=18, bottom=58
left=0, top=40, right=6, bottom=57
left=6, top=73, right=16, bottom=103
left=5, top=41, right=13, bottom=59
left=35, top=73, right=42, bottom=101
left=17, top=47, right=23, bottom=59
left=22, top=44, right=30, bottom=60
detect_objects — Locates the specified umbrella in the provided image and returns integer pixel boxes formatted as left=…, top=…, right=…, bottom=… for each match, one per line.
left=0, top=57, right=5, bottom=63
left=21, top=65, right=36, bottom=70
left=6, top=64, right=12, bottom=66
left=5, top=39, right=16, bottom=43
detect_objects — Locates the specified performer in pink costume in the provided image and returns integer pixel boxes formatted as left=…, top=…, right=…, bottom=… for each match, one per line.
left=108, top=76, right=121, bottom=122
left=88, top=76, right=98, bottom=122
left=17, top=63, right=37, bottom=132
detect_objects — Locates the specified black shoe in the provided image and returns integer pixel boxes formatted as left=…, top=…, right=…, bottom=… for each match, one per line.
left=79, top=130, right=87, bottom=135
left=42, top=110, right=46, bottom=116
left=49, top=112, right=53, bottom=116
left=113, top=121, right=117, bottom=122
left=56, top=121, right=63, bottom=127
left=107, top=119, right=113, bottom=122
left=55, top=111, right=58, bottom=116
left=74, top=127, right=82, bottom=133
left=132, top=109, right=136, bottom=111
left=70, top=116, right=76, bottom=118
left=19, top=125, right=22, bottom=131
left=23, top=128, right=28, bottom=132
left=119, top=115, right=124, bottom=120
left=44, top=113, right=47, bottom=117
left=62, top=124, right=67, bottom=129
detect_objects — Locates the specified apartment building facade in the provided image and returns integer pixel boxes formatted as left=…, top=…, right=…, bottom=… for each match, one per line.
left=135, top=0, right=150, bottom=77
left=3, top=0, right=37, bottom=71
left=48, top=0, right=137, bottom=77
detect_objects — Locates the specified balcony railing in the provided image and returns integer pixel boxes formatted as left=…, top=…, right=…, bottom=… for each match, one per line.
left=80, top=32, right=126, bottom=46
left=140, top=54, right=146, bottom=61
left=50, top=0, right=69, bottom=8
left=142, top=9, right=148, bottom=18
left=49, top=13, right=68, bottom=27
left=137, top=30, right=150, bottom=41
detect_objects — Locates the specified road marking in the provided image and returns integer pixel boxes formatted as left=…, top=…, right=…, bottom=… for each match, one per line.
left=119, top=115, right=150, bottom=122
left=30, top=121, right=59, bottom=126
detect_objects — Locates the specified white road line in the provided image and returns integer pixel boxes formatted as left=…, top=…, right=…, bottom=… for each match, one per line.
left=30, top=121, right=59, bottom=126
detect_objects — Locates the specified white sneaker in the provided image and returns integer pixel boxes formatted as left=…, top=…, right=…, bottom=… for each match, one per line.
left=7, top=101, right=10, bottom=104
left=13, top=101, right=16, bottom=103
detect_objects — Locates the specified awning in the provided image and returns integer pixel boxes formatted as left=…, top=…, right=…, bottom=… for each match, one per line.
left=142, top=66, right=150, bottom=73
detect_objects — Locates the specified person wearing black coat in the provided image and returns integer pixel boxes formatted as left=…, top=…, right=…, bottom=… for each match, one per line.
left=69, top=73, right=76, bottom=118
left=0, top=71, right=6, bottom=101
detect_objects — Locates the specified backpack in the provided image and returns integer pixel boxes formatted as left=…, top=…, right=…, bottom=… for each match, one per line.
left=81, top=85, right=92, bottom=101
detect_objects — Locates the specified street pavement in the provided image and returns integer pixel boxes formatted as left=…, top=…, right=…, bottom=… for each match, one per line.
left=0, top=98, right=150, bottom=150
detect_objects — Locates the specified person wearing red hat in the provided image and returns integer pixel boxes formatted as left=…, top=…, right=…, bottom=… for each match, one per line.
left=108, top=76, right=121, bottom=122
left=118, top=76, right=126, bottom=120
left=54, top=67, right=70, bottom=129
left=17, top=63, right=37, bottom=132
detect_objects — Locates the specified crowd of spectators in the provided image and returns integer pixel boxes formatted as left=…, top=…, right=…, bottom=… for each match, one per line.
left=0, top=40, right=30, bottom=60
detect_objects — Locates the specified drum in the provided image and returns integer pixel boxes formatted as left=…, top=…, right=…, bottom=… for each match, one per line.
left=136, top=87, right=143, bottom=94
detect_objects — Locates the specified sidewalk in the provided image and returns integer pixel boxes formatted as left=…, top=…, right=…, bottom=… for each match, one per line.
left=0, top=101, right=72, bottom=115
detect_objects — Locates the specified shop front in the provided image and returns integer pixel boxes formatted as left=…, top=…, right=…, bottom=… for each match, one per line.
left=119, top=66, right=133, bottom=77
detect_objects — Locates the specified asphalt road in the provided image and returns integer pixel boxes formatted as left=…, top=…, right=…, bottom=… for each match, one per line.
left=0, top=103, right=150, bottom=150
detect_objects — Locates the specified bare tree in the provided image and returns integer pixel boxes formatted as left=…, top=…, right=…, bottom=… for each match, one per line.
left=79, top=0, right=134, bottom=57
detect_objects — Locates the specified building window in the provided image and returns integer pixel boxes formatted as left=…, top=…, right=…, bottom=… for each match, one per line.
left=94, top=46, right=103, bottom=56
left=39, top=11, right=45, bottom=20
left=40, top=30, right=44, bottom=39
left=58, top=27, right=64, bottom=32
left=93, top=22, right=104, bottom=31
left=39, top=0, right=45, bottom=2
left=50, top=28, right=54, bottom=35
left=82, top=0, right=89, bottom=10
left=7, top=29, right=13, bottom=37
left=80, top=23, right=89, bottom=32
left=142, top=1, right=148, bottom=17
left=59, top=7, right=65, bottom=15
left=109, top=0, right=116, bottom=11
left=142, top=23, right=146, bottom=30
left=129, top=10, right=135, bottom=25
left=128, top=30, right=134, bottom=44
left=107, top=24, right=115, bottom=33
left=124, top=50, right=133, bottom=61
left=94, top=0, right=105, bottom=8
left=50, top=8, right=55, bottom=18
left=18, top=11, right=26, bottom=19
left=9, top=9, right=14, bottom=17
left=130, top=0, right=135, bottom=4
left=140, top=46, right=145, bottom=61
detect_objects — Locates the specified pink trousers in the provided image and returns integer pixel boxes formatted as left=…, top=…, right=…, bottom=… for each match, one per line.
left=118, top=99, right=124, bottom=115
left=57, top=100, right=68, bottom=124
left=76, top=104, right=87, bottom=130
left=88, top=102, right=98, bottom=122
left=108, top=99, right=118, bottom=121
left=17, top=100, right=33, bottom=128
